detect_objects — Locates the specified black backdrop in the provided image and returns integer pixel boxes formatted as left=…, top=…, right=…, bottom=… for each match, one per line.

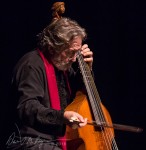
left=0, top=0, right=146, bottom=149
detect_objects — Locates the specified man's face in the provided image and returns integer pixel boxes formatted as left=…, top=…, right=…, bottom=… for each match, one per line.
left=52, top=36, right=82, bottom=71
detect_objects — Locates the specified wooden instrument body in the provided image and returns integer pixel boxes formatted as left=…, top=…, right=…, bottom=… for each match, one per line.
left=65, top=91, right=114, bottom=150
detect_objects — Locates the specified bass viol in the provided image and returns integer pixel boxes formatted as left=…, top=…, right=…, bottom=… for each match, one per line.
left=65, top=51, right=119, bottom=150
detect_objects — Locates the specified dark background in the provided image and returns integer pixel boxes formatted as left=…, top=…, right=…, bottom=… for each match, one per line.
left=0, top=0, right=145, bottom=149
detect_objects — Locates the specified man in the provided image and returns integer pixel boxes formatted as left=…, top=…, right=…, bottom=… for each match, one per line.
left=7, top=17, right=93, bottom=150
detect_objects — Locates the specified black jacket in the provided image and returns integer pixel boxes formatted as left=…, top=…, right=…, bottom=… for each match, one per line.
left=9, top=49, right=82, bottom=140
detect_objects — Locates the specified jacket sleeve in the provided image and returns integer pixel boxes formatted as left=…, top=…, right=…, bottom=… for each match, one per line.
left=13, top=64, right=65, bottom=128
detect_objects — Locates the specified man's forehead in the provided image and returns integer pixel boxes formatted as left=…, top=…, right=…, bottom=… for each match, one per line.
left=70, top=37, right=82, bottom=46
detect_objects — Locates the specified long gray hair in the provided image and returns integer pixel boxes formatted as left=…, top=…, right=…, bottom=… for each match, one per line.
left=37, top=17, right=87, bottom=57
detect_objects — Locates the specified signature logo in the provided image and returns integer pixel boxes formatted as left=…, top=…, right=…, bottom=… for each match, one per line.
left=6, top=124, right=45, bottom=148
left=5, top=124, right=67, bottom=149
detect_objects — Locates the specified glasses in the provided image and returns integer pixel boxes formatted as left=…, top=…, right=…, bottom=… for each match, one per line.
left=64, top=49, right=78, bottom=60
